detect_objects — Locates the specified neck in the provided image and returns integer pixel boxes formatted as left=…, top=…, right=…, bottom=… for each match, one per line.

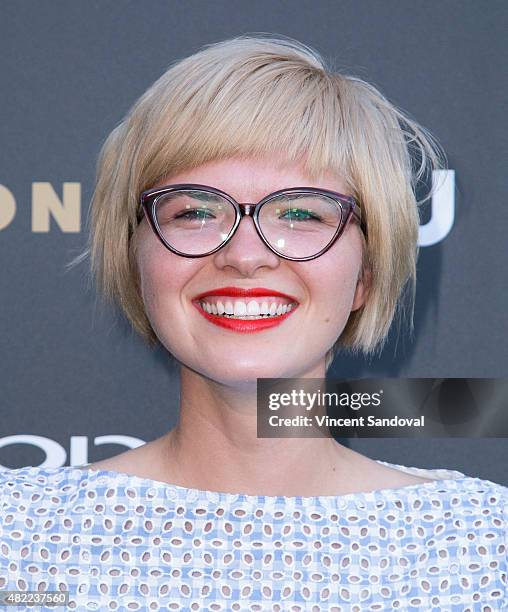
left=157, top=362, right=362, bottom=496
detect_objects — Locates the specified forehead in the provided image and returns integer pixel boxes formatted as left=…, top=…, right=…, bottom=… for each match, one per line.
left=154, top=156, right=349, bottom=200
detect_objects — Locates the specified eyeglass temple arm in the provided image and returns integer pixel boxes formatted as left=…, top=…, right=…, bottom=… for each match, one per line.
left=352, top=207, right=367, bottom=235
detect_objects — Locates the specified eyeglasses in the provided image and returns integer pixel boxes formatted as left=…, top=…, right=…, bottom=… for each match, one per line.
left=140, top=183, right=365, bottom=261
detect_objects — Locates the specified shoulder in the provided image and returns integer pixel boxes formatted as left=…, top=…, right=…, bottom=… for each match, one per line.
left=406, top=468, right=508, bottom=518
left=409, top=474, right=508, bottom=553
left=0, top=464, right=81, bottom=491
left=426, top=470, right=508, bottom=500
left=0, top=467, right=82, bottom=553
left=0, top=466, right=91, bottom=519
left=0, top=465, right=82, bottom=490
left=369, top=463, right=508, bottom=551
left=375, top=458, right=508, bottom=507
left=447, top=474, right=508, bottom=513
left=439, top=471, right=508, bottom=509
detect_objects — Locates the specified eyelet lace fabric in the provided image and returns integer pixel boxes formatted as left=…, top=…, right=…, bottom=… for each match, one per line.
left=0, top=460, right=507, bottom=611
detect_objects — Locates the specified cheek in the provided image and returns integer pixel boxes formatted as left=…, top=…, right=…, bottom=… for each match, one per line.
left=321, top=274, right=359, bottom=323
left=306, top=248, right=363, bottom=325
left=135, top=232, right=184, bottom=317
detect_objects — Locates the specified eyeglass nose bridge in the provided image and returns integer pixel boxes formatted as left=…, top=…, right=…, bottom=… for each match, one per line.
left=236, top=203, right=257, bottom=216
left=223, top=201, right=267, bottom=249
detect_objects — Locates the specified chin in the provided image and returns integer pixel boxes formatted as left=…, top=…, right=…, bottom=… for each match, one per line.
left=201, top=360, right=298, bottom=385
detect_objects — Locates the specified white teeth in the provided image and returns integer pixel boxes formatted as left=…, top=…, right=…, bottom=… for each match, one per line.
left=234, top=301, right=247, bottom=316
left=198, top=299, right=298, bottom=319
left=247, top=300, right=260, bottom=315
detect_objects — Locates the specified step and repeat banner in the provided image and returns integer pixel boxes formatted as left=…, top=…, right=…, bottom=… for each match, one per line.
left=0, top=2, right=506, bottom=483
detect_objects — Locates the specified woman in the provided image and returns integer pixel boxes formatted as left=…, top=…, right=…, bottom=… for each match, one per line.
left=1, top=35, right=507, bottom=610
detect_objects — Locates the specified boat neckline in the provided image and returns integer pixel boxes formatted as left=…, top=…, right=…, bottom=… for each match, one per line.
left=48, top=458, right=478, bottom=505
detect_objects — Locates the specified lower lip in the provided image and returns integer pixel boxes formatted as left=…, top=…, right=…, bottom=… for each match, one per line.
left=192, top=301, right=298, bottom=333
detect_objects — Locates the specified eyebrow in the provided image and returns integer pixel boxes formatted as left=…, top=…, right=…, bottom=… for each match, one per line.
left=186, top=191, right=224, bottom=202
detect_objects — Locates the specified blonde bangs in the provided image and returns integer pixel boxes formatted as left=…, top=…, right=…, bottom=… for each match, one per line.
left=130, top=55, right=355, bottom=197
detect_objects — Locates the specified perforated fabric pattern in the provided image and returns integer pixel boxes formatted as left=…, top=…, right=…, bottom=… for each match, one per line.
left=0, top=461, right=507, bottom=611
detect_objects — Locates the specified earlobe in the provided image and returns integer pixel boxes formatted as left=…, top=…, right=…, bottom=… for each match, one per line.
left=351, top=267, right=372, bottom=311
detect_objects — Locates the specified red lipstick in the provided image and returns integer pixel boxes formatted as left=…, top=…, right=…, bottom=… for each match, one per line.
left=192, top=286, right=299, bottom=333
left=193, top=286, right=299, bottom=301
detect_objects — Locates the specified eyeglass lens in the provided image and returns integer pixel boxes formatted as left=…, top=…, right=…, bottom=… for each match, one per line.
left=153, top=189, right=345, bottom=258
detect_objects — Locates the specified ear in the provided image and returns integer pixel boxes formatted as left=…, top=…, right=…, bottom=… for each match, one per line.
left=351, top=266, right=372, bottom=312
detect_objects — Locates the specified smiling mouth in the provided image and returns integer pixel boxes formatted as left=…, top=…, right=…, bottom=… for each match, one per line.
left=194, top=297, right=298, bottom=320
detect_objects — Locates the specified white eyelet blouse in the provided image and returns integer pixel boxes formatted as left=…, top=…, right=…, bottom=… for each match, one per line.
left=1, top=460, right=507, bottom=611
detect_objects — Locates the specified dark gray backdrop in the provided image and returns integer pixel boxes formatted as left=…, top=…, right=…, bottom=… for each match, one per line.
left=1, top=1, right=506, bottom=484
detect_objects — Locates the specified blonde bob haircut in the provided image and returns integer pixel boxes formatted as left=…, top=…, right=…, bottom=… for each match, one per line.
left=71, top=34, right=445, bottom=369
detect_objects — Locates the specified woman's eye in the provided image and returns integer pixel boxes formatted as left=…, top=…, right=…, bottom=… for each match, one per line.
left=175, top=208, right=215, bottom=220
left=280, top=208, right=322, bottom=221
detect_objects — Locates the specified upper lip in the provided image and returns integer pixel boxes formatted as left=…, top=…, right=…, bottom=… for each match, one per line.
left=193, top=286, right=299, bottom=302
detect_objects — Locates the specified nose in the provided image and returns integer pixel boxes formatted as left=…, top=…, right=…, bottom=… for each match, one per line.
left=212, top=215, right=280, bottom=276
